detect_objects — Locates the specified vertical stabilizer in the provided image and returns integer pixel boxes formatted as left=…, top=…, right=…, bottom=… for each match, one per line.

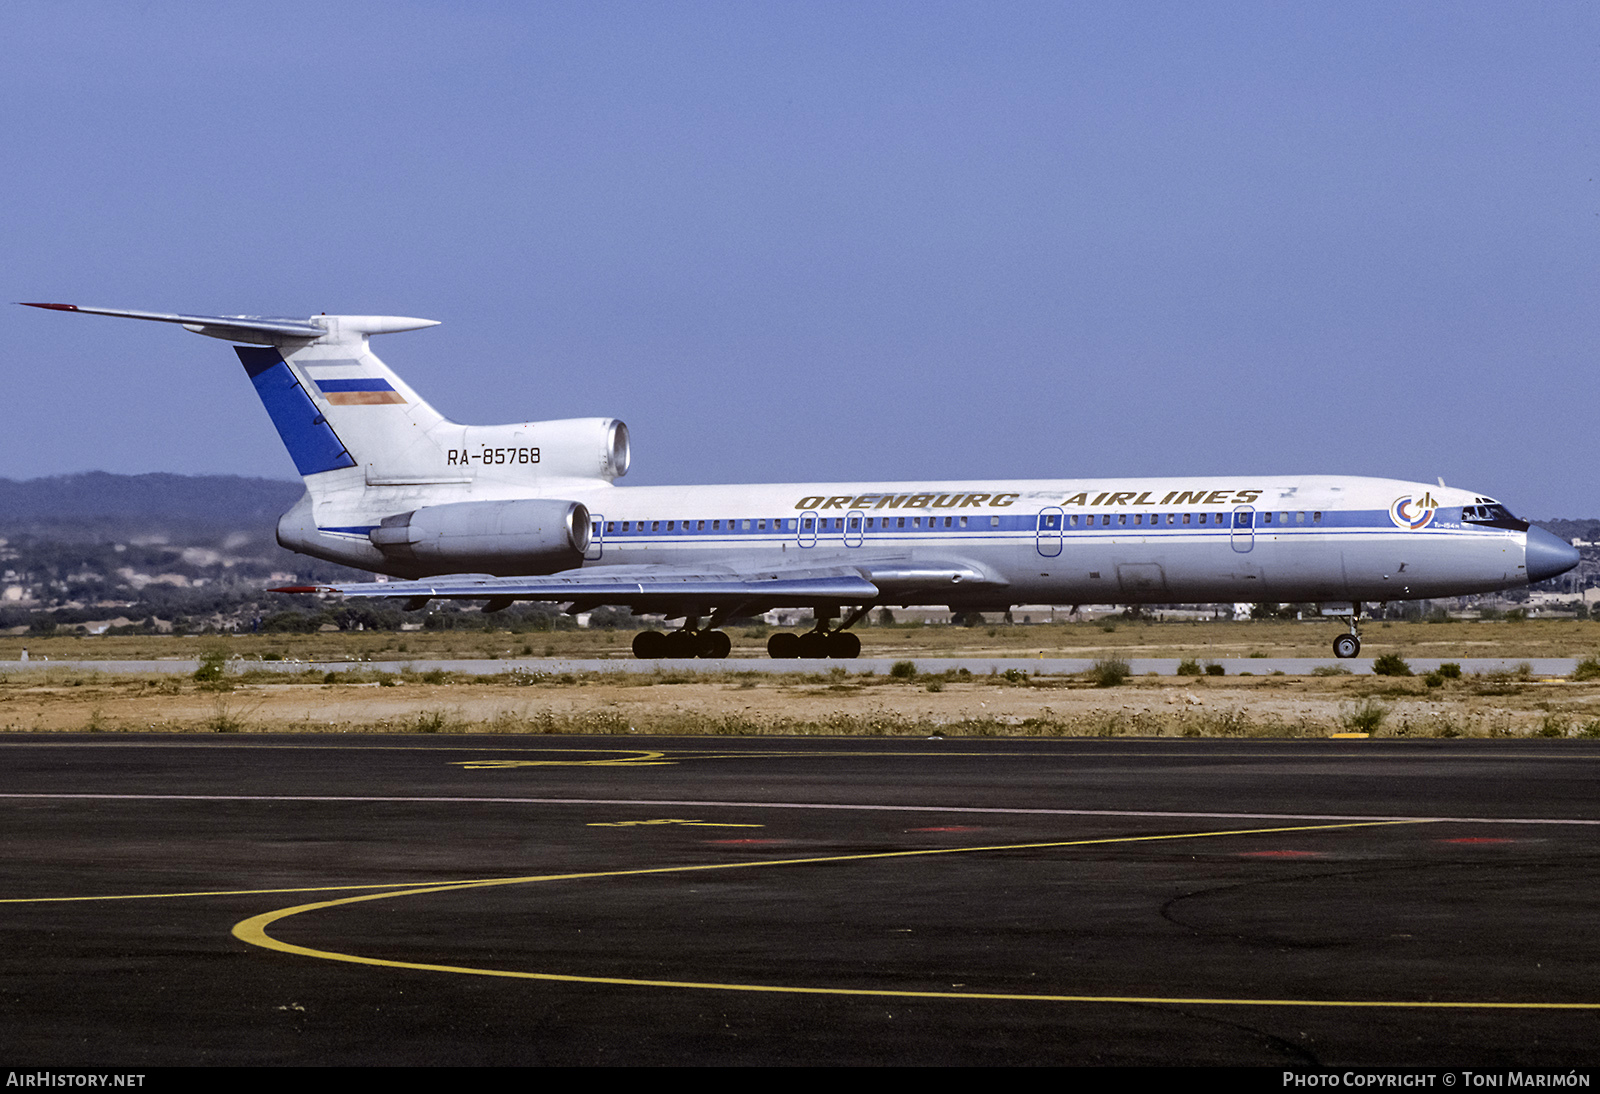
left=255, top=335, right=451, bottom=487
left=23, top=302, right=629, bottom=576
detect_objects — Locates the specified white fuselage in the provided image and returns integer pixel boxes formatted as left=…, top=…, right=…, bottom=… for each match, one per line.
left=285, top=472, right=1533, bottom=609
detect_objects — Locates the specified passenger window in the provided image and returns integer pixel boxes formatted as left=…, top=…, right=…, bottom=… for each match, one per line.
left=989, top=516, right=999, bottom=528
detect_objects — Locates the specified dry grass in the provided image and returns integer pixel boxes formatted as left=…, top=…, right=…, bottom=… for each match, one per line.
left=7, top=618, right=1600, bottom=740
left=4, top=617, right=1600, bottom=664
left=5, top=661, right=1600, bottom=739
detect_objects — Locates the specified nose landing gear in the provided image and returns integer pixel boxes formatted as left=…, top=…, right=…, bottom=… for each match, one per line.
left=1332, top=603, right=1362, bottom=659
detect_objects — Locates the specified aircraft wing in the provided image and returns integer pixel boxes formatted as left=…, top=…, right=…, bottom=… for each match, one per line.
left=275, top=563, right=882, bottom=614
left=275, top=558, right=1006, bottom=615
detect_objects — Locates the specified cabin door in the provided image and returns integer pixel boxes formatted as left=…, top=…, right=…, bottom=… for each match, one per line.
left=1036, top=507, right=1064, bottom=557
left=1231, top=506, right=1256, bottom=553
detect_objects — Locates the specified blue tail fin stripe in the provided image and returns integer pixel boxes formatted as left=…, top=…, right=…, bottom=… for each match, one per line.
left=315, top=378, right=396, bottom=393
left=235, top=347, right=358, bottom=477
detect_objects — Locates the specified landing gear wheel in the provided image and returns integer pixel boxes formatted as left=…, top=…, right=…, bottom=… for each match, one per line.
left=767, top=632, right=800, bottom=659
left=796, top=631, right=830, bottom=659
left=832, top=631, right=861, bottom=659
left=1332, top=634, right=1361, bottom=659
left=632, top=630, right=667, bottom=659
left=702, top=630, right=732, bottom=659
left=663, top=630, right=703, bottom=658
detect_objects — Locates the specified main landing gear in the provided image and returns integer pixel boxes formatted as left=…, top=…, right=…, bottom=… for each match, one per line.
left=766, top=628, right=861, bottom=660
left=766, top=606, right=869, bottom=659
left=631, top=628, right=733, bottom=659
left=1332, top=603, right=1362, bottom=659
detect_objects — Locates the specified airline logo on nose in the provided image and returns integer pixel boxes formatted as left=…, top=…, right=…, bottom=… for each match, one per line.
left=1390, top=493, right=1437, bottom=530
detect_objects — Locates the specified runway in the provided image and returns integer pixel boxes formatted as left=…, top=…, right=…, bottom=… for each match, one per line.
left=2, top=735, right=1598, bottom=1065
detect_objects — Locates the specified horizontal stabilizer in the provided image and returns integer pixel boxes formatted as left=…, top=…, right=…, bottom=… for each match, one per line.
left=19, top=303, right=438, bottom=345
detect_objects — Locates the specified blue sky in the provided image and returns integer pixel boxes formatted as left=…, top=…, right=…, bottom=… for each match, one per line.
left=2, top=2, right=1595, bottom=515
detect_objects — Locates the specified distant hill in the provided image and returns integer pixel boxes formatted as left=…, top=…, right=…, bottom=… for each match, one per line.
left=0, top=472, right=303, bottom=540
left=1533, top=518, right=1600, bottom=544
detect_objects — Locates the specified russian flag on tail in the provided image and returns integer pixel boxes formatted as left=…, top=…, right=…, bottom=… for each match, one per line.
left=314, top=378, right=407, bottom=405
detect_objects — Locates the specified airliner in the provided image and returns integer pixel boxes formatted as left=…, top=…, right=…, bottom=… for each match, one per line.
left=24, top=303, right=1579, bottom=659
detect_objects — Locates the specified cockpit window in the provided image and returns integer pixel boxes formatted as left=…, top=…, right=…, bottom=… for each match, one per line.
left=1461, top=504, right=1528, bottom=531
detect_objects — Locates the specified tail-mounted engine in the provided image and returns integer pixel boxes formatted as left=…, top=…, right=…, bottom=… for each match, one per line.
left=453, top=418, right=630, bottom=483
left=369, top=498, right=591, bottom=576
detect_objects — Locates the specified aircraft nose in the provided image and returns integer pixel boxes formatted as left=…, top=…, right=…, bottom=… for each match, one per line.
left=1525, top=525, right=1581, bottom=583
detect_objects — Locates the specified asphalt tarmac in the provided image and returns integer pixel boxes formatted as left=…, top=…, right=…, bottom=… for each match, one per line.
left=2, top=734, right=1598, bottom=1066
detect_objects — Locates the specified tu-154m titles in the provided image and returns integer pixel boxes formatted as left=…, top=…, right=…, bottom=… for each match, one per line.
left=24, top=303, right=1579, bottom=659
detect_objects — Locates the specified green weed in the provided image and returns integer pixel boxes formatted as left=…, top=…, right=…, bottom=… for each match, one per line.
left=1339, top=699, right=1389, bottom=734
left=1089, top=659, right=1130, bottom=687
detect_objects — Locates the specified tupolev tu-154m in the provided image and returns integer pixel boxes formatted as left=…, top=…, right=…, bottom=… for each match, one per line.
left=25, top=302, right=1580, bottom=659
